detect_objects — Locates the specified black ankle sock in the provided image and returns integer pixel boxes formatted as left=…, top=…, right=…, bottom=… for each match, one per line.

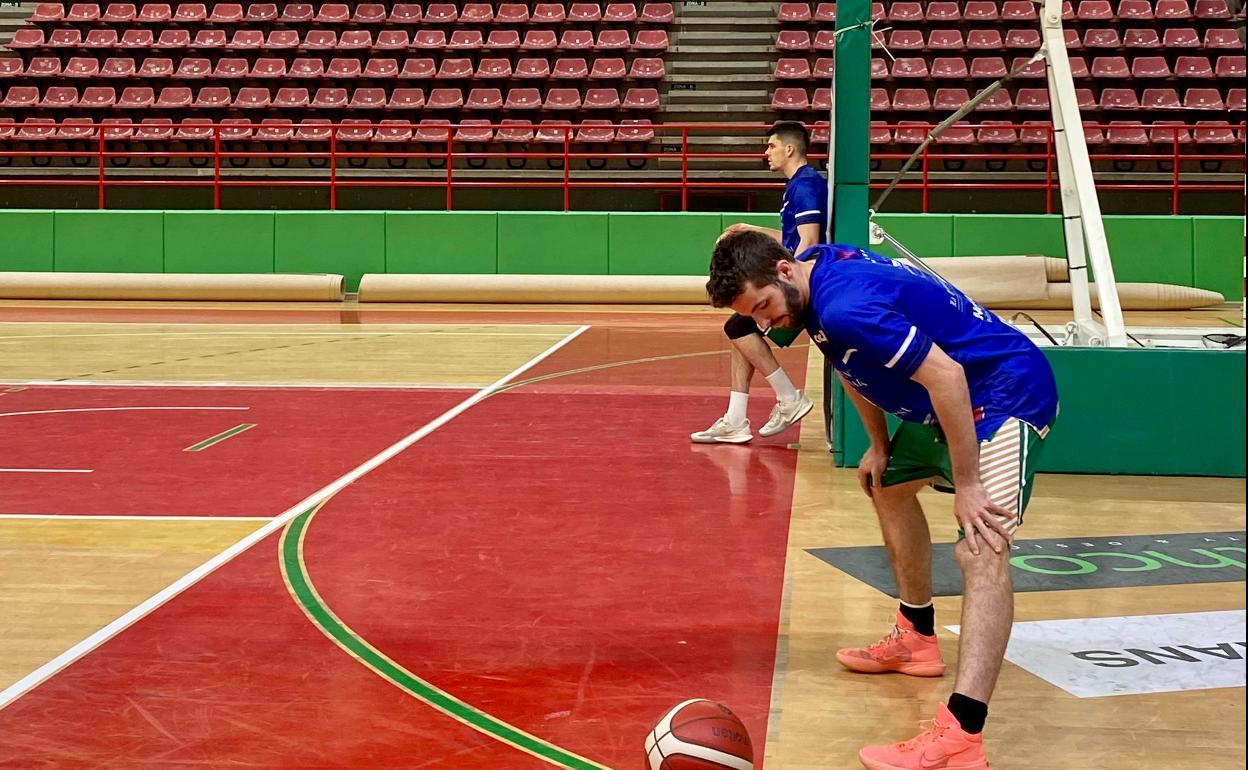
left=898, top=602, right=935, bottom=637
left=947, top=693, right=988, bottom=734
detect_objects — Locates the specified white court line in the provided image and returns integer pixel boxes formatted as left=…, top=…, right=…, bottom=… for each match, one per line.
left=0, top=469, right=93, bottom=474
left=0, top=324, right=590, bottom=710
left=2, top=380, right=484, bottom=391
left=0, top=514, right=272, bottom=521
left=0, top=330, right=571, bottom=342
left=0, top=406, right=250, bottom=418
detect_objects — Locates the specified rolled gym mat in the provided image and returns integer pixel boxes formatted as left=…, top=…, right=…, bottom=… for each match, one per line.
left=358, top=273, right=711, bottom=304
left=0, top=272, right=345, bottom=301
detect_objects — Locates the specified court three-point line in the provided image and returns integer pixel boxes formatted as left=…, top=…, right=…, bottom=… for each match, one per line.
left=184, top=423, right=257, bottom=452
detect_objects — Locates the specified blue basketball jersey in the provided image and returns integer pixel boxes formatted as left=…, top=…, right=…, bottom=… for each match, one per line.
left=781, top=164, right=829, bottom=256
left=803, top=245, right=1059, bottom=440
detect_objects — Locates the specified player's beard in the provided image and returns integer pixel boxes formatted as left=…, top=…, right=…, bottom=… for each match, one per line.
left=775, top=281, right=806, bottom=329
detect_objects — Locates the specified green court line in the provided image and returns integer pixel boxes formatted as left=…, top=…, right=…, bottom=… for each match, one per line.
left=279, top=506, right=611, bottom=770
left=184, top=423, right=256, bottom=452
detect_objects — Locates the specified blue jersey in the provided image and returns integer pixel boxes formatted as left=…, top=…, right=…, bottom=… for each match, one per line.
left=804, top=245, right=1059, bottom=440
left=781, top=164, right=829, bottom=256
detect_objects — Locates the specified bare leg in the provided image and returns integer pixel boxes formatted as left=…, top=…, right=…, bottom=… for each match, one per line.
left=868, top=479, right=935, bottom=605
left=951, top=539, right=1014, bottom=703
left=730, top=332, right=780, bottom=389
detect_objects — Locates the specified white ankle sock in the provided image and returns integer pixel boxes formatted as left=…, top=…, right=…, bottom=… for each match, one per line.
left=726, top=391, right=749, bottom=424
left=765, top=368, right=799, bottom=402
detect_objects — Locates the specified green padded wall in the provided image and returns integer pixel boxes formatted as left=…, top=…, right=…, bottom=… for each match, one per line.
left=497, top=212, right=608, bottom=274
left=273, top=211, right=385, bottom=291
left=1192, top=216, right=1244, bottom=300
left=872, top=214, right=955, bottom=259
left=53, top=211, right=164, bottom=273
left=608, top=213, right=722, bottom=275
left=0, top=210, right=55, bottom=271
left=952, top=214, right=1067, bottom=257
left=163, top=212, right=274, bottom=273
left=385, top=211, right=498, bottom=274
left=832, top=347, right=1247, bottom=477
left=1100, top=215, right=1194, bottom=286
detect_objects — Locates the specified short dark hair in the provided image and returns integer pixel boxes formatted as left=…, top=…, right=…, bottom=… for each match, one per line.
left=706, top=230, right=795, bottom=308
left=767, top=120, right=810, bottom=159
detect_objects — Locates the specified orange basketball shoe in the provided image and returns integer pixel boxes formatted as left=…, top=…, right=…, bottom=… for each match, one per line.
left=859, top=703, right=991, bottom=770
left=835, top=611, right=946, bottom=676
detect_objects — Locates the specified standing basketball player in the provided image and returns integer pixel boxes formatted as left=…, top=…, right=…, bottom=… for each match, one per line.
left=706, top=231, right=1059, bottom=770
left=691, top=121, right=830, bottom=445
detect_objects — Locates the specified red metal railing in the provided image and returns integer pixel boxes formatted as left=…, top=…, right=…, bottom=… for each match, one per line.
left=0, top=120, right=1242, bottom=213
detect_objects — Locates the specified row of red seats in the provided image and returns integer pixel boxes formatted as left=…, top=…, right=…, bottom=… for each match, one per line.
left=1, top=55, right=666, bottom=81
left=0, top=83, right=662, bottom=110
left=0, top=116, right=659, bottom=143
left=854, top=119, right=1243, bottom=146
left=9, top=26, right=670, bottom=51
left=29, top=3, right=676, bottom=25
left=778, top=0, right=1235, bottom=24
left=855, top=26, right=1243, bottom=52
left=847, top=84, right=1246, bottom=111
left=815, top=53, right=1246, bottom=80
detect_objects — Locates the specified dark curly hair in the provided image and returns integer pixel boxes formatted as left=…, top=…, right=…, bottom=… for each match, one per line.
left=706, top=230, right=795, bottom=308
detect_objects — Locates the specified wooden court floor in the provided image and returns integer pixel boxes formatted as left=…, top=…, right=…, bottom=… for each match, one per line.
left=0, top=300, right=1243, bottom=769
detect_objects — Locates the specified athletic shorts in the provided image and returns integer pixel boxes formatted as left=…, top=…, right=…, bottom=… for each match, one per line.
left=880, top=417, right=1050, bottom=535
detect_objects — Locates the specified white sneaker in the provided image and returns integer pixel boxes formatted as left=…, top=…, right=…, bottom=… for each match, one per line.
left=690, top=416, right=753, bottom=444
left=758, top=392, right=813, bottom=437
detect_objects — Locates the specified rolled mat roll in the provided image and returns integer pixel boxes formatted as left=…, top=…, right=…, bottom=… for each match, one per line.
left=1010, top=282, right=1225, bottom=310
left=0, top=272, right=344, bottom=301
left=358, top=273, right=711, bottom=304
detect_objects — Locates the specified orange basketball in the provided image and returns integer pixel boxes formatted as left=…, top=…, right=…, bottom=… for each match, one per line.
left=644, top=699, right=754, bottom=770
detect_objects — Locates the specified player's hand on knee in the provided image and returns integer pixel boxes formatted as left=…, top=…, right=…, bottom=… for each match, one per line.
left=954, top=483, right=1013, bottom=556
left=857, top=445, right=889, bottom=498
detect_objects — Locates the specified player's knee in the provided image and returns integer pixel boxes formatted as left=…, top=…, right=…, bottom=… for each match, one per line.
left=955, top=537, right=1011, bottom=572
left=724, top=313, right=760, bottom=341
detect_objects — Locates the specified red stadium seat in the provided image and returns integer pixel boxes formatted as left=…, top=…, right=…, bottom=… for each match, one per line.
left=1155, top=0, right=1192, bottom=20
left=336, top=119, right=374, bottom=143
left=103, top=3, right=136, bottom=22
left=575, top=119, right=615, bottom=144
left=173, top=2, right=204, bottom=22
left=497, top=3, right=530, bottom=24
left=559, top=30, right=595, bottom=51
left=1148, top=121, right=1192, bottom=145
left=328, top=57, right=363, bottom=79
left=1184, top=87, right=1226, bottom=109
left=935, top=122, right=976, bottom=144
left=812, top=87, right=832, bottom=110
left=118, top=28, right=153, bottom=48
left=639, top=3, right=674, bottom=23
left=476, top=58, right=513, bottom=80
left=1063, top=28, right=1082, bottom=49
left=59, top=117, right=98, bottom=140
left=1204, top=29, right=1243, bottom=49
left=315, top=3, right=348, bottom=23
left=535, top=119, right=574, bottom=143
left=521, top=30, right=558, bottom=51
left=870, top=88, right=889, bottom=111
left=101, top=117, right=135, bottom=140
left=1075, top=87, right=1096, bottom=108
left=435, top=57, right=473, bottom=80
left=963, top=1, right=1000, bottom=21
left=1141, top=87, right=1181, bottom=109
left=213, top=57, right=248, bottom=79
left=892, top=88, right=932, bottom=111
left=617, top=118, right=654, bottom=142
left=1193, top=0, right=1232, bottom=17
left=596, top=29, right=631, bottom=51
left=504, top=87, right=543, bottom=109
left=1216, top=56, right=1245, bottom=79
left=544, top=87, right=582, bottom=110
left=591, top=58, right=627, bottom=80
left=1107, top=120, right=1149, bottom=145
left=967, top=30, right=1004, bottom=50
left=138, top=57, right=173, bottom=77
left=1017, top=121, right=1050, bottom=145
left=339, top=31, right=374, bottom=51
left=552, top=57, right=589, bottom=79
left=1068, top=56, right=1091, bottom=78
left=363, top=58, right=398, bottom=79
left=51, top=28, right=87, bottom=47
left=777, top=2, right=811, bottom=22
left=447, top=30, right=484, bottom=51
left=0, top=59, right=24, bottom=78
left=813, top=57, right=836, bottom=78
left=374, top=30, right=410, bottom=50
left=290, top=58, right=325, bottom=78
left=235, top=86, right=272, bottom=108
left=1005, top=28, right=1042, bottom=49
left=1163, top=28, right=1201, bottom=48
left=927, top=29, right=964, bottom=50
left=375, top=120, right=413, bottom=143
left=894, top=121, right=932, bottom=144
left=1083, top=28, right=1120, bottom=48
left=926, top=1, right=961, bottom=21
left=193, top=86, right=231, bottom=108
left=455, top=119, right=494, bottom=143
left=932, top=57, right=971, bottom=79
left=777, top=30, right=811, bottom=51
left=154, top=28, right=190, bottom=48
left=9, top=29, right=46, bottom=49
left=294, top=120, right=332, bottom=143
left=1076, top=0, right=1113, bottom=20
left=887, top=30, right=925, bottom=51
left=1001, top=1, right=1038, bottom=20
left=814, top=2, right=838, bottom=22
left=65, top=57, right=101, bottom=78
left=388, top=3, right=421, bottom=24
left=25, top=56, right=62, bottom=78
left=1132, top=56, right=1172, bottom=78
left=135, top=121, right=178, bottom=147
left=977, top=121, right=1019, bottom=144
left=399, top=58, right=435, bottom=80
left=273, top=86, right=310, bottom=108
left=464, top=86, right=503, bottom=110
left=485, top=29, right=521, bottom=50
left=348, top=87, right=387, bottom=109
left=970, top=57, right=1007, bottom=78
left=228, top=29, right=264, bottom=50
left=16, top=117, right=58, bottom=143
left=813, top=30, right=839, bottom=51
left=583, top=87, right=621, bottom=110
left=279, top=3, right=311, bottom=22
left=66, top=3, right=101, bottom=22
left=118, top=85, right=154, bottom=108
left=30, top=3, right=65, bottom=22
left=514, top=58, right=551, bottom=79
left=622, top=87, right=660, bottom=110
left=40, top=85, right=78, bottom=107
left=605, top=3, right=638, bottom=23
left=353, top=3, right=386, bottom=23
left=1175, top=55, right=1215, bottom=78
left=303, top=30, right=339, bottom=51
left=245, top=2, right=277, bottom=22
left=888, top=2, right=923, bottom=22
left=1193, top=121, right=1236, bottom=143
left=208, top=2, right=242, bottom=22
left=933, top=87, right=970, bottom=111
left=1082, top=123, right=1105, bottom=145
left=424, top=3, right=458, bottom=23
left=0, top=117, right=14, bottom=141
left=136, top=2, right=169, bottom=21
left=191, top=29, right=226, bottom=49
left=868, top=121, right=892, bottom=144
left=1123, top=28, right=1161, bottom=48
left=155, top=85, right=191, bottom=108
left=892, top=58, right=929, bottom=78
left=533, top=3, right=567, bottom=23
left=569, top=3, right=602, bottom=22
left=426, top=87, right=464, bottom=110
left=977, top=88, right=1014, bottom=111
left=386, top=87, right=425, bottom=109
left=1092, top=56, right=1130, bottom=79
left=1117, top=0, right=1154, bottom=19
left=80, top=85, right=117, bottom=107
left=1100, top=87, right=1140, bottom=109
left=775, top=57, right=812, bottom=80
left=101, top=57, right=136, bottom=78
left=310, top=87, right=348, bottom=109
left=254, top=119, right=291, bottom=143
left=1227, top=88, right=1245, bottom=111
left=771, top=87, right=809, bottom=110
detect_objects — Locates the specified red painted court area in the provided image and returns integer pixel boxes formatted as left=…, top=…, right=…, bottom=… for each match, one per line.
left=0, top=325, right=806, bottom=768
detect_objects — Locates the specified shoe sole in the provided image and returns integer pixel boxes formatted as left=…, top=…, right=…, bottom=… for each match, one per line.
left=757, top=398, right=814, bottom=437
left=690, top=433, right=753, bottom=444
left=836, top=651, right=947, bottom=677
left=859, top=752, right=990, bottom=770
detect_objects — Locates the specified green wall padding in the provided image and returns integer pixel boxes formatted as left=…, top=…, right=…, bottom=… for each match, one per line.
left=609, top=213, right=722, bottom=275
left=1192, top=216, right=1245, bottom=300
left=497, top=212, right=608, bottom=274
left=1101, top=215, right=1194, bottom=286
left=274, top=211, right=385, bottom=292
left=872, top=214, right=955, bottom=259
left=163, top=212, right=275, bottom=273
left=0, top=210, right=55, bottom=271
left=385, top=211, right=498, bottom=273
left=53, top=211, right=164, bottom=273
left=832, top=347, right=1246, bottom=477
left=953, top=214, right=1066, bottom=257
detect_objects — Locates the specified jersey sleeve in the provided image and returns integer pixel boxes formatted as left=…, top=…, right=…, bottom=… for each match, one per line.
left=818, top=289, right=933, bottom=378
left=790, top=177, right=828, bottom=228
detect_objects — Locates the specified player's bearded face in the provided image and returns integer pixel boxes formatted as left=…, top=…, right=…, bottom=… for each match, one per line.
left=773, top=280, right=806, bottom=329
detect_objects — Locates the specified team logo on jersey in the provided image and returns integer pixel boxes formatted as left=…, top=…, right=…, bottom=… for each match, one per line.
left=812, top=331, right=828, bottom=344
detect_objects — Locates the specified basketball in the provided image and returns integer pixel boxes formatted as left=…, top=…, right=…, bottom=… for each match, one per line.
left=644, top=699, right=754, bottom=770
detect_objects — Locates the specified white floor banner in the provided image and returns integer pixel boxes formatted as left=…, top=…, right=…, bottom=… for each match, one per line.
left=949, top=610, right=1247, bottom=698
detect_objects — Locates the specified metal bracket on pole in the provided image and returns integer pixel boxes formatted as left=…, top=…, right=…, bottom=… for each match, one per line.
left=1040, top=0, right=1127, bottom=346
